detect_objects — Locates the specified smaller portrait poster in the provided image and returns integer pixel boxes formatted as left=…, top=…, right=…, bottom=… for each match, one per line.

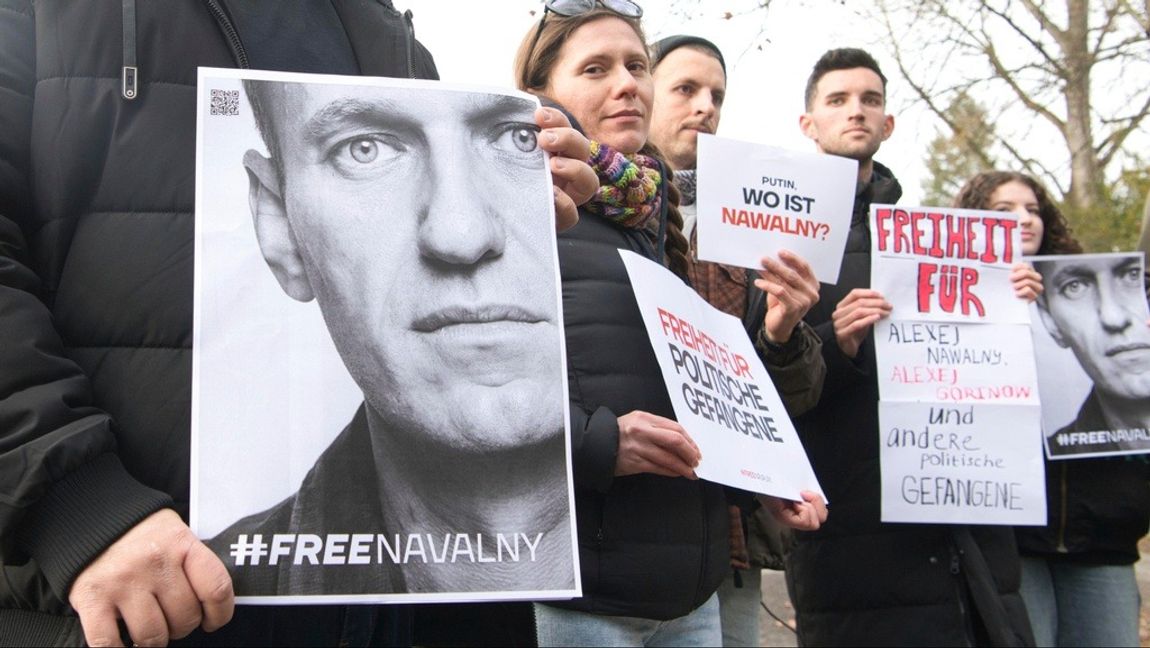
left=619, top=250, right=825, bottom=502
left=1027, top=253, right=1150, bottom=459
left=191, top=68, right=579, bottom=604
left=695, top=134, right=857, bottom=283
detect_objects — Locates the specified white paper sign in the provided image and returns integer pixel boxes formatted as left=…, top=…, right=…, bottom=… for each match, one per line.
left=695, top=135, right=857, bottom=283
left=618, top=250, right=824, bottom=501
left=870, top=204, right=1044, bottom=525
left=870, top=205, right=1029, bottom=324
left=875, top=321, right=1039, bottom=404
left=879, top=402, right=1046, bottom=525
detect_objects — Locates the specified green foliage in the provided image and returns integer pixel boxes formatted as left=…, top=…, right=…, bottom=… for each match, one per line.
left=1063, top=164, right=1150, bottom=253
left=921, top=92, right=998, bottom=207
left=923, top=92, right=1147, bottom=253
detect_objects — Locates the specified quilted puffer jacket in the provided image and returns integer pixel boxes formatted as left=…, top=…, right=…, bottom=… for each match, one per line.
left=0, top=1, right=436, bottom=644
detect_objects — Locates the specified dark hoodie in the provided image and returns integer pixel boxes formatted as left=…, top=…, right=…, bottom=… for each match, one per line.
left=784, top=163, right=1034, bottom=647
left=0, top=1, right=435, bottom=644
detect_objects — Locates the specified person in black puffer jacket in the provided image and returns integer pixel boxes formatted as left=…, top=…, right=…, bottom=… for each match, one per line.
left=0, top=2, right=595, bottom=645
left=784, top=49, right=1035, bottom=647
left=512, top=6, right=826, bottom=647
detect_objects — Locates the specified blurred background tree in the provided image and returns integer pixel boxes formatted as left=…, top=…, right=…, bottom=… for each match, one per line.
left=874, top=0, right=1150, bottom=251
left=921, top=92, right=999, bottom=206
left=672, top=0, right=1150, bottom=251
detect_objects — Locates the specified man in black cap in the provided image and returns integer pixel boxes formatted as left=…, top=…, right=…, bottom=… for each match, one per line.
left=649, top=35, right=727, bottom=181
left=651, top=34, right=825, bottom=648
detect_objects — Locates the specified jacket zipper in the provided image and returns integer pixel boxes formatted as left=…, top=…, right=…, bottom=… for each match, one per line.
left=121, top=0, right=139, bottom=99
left=1056, top=462, right=1069, bottom=552
left=402, top=9, right=416, bottom=79
left=693, top=481, right=709, bottom=608
left=946, top=536, right=975, bottom=647
left=204, top=0, right=250, bottom=69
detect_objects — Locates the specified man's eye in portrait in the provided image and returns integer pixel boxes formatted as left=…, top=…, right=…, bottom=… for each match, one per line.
left=1118, top=265, right=1143, bottom=289
left=491, top=122, right=542, bottom=159
left=1057, top=277, right=1091, bottom=300
left=327, top=134, right=407, bottom=177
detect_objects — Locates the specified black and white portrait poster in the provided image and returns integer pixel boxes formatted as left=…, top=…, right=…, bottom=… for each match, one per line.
left=1028, top=253, right=1150, bottom=459
left=190, top=68, right=579, bottom=604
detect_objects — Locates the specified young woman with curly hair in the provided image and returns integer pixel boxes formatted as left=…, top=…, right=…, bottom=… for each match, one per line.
left=956, top=170, right=1147, bottom=648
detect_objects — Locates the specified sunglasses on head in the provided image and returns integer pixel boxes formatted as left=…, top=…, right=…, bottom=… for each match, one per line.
left=543, top=0, right=642, bottom=17
left=524, top=0, right=644, bottom=85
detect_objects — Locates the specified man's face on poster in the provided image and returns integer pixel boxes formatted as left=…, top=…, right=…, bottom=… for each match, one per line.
left=245, top=82, right=562, bottom=452
left=1037, top=256, right=1150, bottom=402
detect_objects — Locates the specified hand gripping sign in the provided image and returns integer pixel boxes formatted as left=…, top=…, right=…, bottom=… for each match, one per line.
left=619, top=250, right=824, bottom=502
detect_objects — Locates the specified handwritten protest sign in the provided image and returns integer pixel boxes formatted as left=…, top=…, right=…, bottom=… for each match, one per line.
left=695, top=134, right=857, bottom=282
left=879, top=402, right=1045, bottom=525
left=875, top=321, right=1039, bottom=404
left=871, top=204, right=1044, bottom=524
left=869, top=205, right=1030, bottom=324
left=619, top=250, right=824, bottom=501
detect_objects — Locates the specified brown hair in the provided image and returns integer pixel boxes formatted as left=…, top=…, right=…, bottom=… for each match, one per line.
left=513, top=8, right=690, bottom=279
left=953, top=171, right=1082, bottom=255
left=804, top=48, right=887, bottom=111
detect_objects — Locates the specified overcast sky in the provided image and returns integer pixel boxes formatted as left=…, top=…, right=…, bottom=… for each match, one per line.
left=405, top=0, right=931, bottom=203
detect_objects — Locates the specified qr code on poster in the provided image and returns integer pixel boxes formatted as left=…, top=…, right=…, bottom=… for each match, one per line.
left=210, top=89, right=240, bottom=116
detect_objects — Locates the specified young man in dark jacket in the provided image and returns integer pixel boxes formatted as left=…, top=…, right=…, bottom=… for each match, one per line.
left=783, top=48, right=1034, bottom=647
left=0, top=2, right=593, bottom=645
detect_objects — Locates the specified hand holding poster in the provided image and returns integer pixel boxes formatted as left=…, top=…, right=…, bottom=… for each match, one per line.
left=1028, top=253, right=1150, bottom=459
left=618, top=250, right=824, bottom=502
left=191, top=68, right=579, bottom=603
left=871, top=204, right=1044, bottom=525
left=695, top=134, right=857, bottom=282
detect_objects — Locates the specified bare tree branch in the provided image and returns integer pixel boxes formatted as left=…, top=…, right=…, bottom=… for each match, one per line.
left=983, top=41, right=1068, bottom=135
left=984, top=2, right=1068, bottom=76
left=1096, top=90, right=1150, bottom=165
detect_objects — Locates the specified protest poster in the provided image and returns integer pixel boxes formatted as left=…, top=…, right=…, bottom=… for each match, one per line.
left=1027, top=253, right=1150, bottom=459
left=879, top=402, right=1045, bottom=525
left=618, top=250, right=825, bottom=502
left=191, top=68, right=579, bottom=603
left=874, top=321, right=1038, bottom=405
left=869, top=205, right=1030, bottom=325
left=871, top=204, right=1044, bottom=525
left=694, top=134, right=857, bottom=282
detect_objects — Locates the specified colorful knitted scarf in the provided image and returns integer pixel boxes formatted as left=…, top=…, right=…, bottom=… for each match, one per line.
left=675, top=169, right=697, bottom=206
left=584, top=140, right=664, bottom=229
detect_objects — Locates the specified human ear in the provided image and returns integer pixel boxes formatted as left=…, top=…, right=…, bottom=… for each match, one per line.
left=881, top=114, right=895, bottom=141
left=799, top=113, right=817, bottom=141
left=243, top=149, right=315, bottom=302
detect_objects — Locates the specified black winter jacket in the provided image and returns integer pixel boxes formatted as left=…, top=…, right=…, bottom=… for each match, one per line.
left=1016, top=395, right=1150, bottom=566
left=0, top=1, right=436, bottom=644
left=785, top=163, right=1034, bottom=647
left=550, top=210, right=729, bottom=620
left=1017, top=440, right=1150, bottom=566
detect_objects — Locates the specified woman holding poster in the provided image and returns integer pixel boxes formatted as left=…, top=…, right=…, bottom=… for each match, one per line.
left=956, top=170, right=1149, bottom=647
left=512, top=2, right=826, bottom=645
